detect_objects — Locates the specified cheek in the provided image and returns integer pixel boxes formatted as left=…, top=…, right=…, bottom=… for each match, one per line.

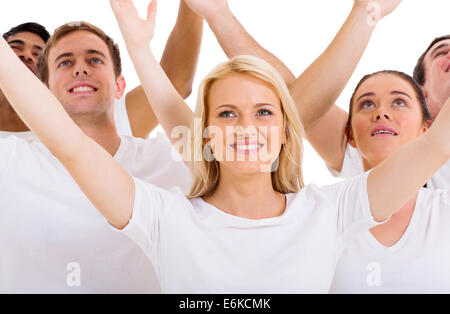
left=349, top=116, right=370, bottom=140
left=397, top=115, right=425, bottom=139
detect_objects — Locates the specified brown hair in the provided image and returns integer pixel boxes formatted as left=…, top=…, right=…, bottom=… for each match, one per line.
left=37, top=21, right=122, bottom=85
left=187, top=55, right=305, bottom=198
left=413, top=35, right=450, bottom=86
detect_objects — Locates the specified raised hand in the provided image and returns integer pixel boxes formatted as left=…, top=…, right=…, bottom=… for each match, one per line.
left=354, top=0, right=402, bottom=25
left=183, top=0, right=228, bottom=21
left=110, top=0, right=157, bottom=48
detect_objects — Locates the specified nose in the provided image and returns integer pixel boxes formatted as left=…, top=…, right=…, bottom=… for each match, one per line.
left=18, top=49, right=35, bottom=64
left=73, top=65, right=89, bottom=78
left=372, top=107, right=392, bottom=122
left=234, top=115, right=259, bottom=139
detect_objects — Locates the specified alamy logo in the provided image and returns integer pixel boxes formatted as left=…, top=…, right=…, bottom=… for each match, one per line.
left=66, top=262, right=82, bottom=287
left=366, top=2, right=382, bottom=27
left=366, top=262, right=382, bottom=287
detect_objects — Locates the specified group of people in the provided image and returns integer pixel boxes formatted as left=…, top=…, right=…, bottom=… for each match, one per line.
left=0, top=0, right=449, bottom=294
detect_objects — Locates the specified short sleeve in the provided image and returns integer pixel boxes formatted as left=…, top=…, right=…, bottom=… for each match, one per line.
left=113, top=177, right=186, bottom=267
left=322, top=172, right=382, bottom=243
left=328, top=144, right=364, bottom=178
left=123, top=133, right=192, bottom=193
left=114, top=97, right=133, bottom=137
left=0, top=137, right=16, bottom=189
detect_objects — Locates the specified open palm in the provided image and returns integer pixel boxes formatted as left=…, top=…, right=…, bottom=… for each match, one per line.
left=110, top=0, right=157, bottom=48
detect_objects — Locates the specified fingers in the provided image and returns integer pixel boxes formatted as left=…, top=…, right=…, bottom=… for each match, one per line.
left=147, top=0, right=158, bottom=23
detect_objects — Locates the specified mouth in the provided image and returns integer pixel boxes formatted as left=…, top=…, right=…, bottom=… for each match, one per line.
left=371, top=126, right=398, bottom=137
left=68, top=84, right=98, bottom=94
left=230, top=141, right=265, bottom=154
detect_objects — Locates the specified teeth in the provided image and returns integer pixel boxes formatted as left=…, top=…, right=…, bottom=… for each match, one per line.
left=373, top=130, right=395, bottom=136
left=72, top=86, right=94, bottom=93
left=235, top=144, right=260, bottom=150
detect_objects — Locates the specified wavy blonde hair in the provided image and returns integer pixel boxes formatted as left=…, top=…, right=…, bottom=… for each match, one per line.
left=187, top=55, right=304, bottom=198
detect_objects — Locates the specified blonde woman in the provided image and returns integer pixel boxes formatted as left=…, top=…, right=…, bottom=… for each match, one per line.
left=0, top=0, right=449, bottom=293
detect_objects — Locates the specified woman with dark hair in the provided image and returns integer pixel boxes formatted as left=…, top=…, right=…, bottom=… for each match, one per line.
left=329, top=71, right=450, bottom=293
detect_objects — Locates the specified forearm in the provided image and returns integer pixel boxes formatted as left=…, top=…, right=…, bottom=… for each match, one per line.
left=368, top=129, right=449, bottom=222
left=206, top=5, right=295, bottom=85
left=127, top=44, right=193, bottom=141
left=305, top=105, right=349, bottom=172
left=0, top=37, right=84, bottom=157
left=160, top=1, right=203, bottom=98
left=291, top=4, right=375, bottom=131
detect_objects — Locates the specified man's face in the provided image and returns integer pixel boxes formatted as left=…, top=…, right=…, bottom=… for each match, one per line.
left=422, top=39, right=450, bottom=119
left=46, top=30, right=125, bottom=117
left=7, top=31, right=45, bottom=75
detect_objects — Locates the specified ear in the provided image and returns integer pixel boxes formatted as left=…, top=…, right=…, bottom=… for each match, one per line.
left=422, top=86, right=432, bottom=105
left=346, top=125, right=357, bottom=149
left=114, top=75, right=126, bottom=100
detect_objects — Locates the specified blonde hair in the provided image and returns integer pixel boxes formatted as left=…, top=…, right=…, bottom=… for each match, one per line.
left=187, top=55, right=305, bottom=198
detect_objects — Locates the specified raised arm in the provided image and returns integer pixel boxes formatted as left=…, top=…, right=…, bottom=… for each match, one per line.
left=368, top=98, right=450, bottom=222
left=291, top=0, right=402, bottom=131
left=125, top=0, right=203, bottom=139
left=0, top=36, right=135, bottom=230
left=296, top=0, right=402, bottom=173
left=185, top=0, right=402, bottom=173
left=184, top=0, right=296, bottom=85
left=111, top=0, right=193, bottom=144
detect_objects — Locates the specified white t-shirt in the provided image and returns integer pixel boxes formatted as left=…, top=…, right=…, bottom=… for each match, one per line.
left=114, top=96, right=133, bottom=137
left=330, top=188, right=450, bottom=293
left=332, top=144, right=450, bottom=189
left=115, top=172, right=381, bottom=294
left=0, top=133, right=191, bottom=294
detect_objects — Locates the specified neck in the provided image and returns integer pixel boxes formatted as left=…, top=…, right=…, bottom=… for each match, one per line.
left=72, top=112, right=121, bottom=156
left=204, top=168, right=286, bottom=219
left=0, top=94, right=30, bottom=132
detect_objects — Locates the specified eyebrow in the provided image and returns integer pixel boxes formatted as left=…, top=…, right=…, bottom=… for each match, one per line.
left=86, top=49, right=107, bottom=59
left=430, top=43, right=449, bottom=58
left=356, top=91, right=412, bottom=102
left=7, top=39, right=43, bottom=51
left=356, top=92, right=375, bottom=102
left=390, top=90, right=412, bottom=99
left=215, top=103, right=275, bottom=111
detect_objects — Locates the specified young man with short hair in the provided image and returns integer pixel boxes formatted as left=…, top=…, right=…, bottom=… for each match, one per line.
left=0, top=2, right=202, bottom=293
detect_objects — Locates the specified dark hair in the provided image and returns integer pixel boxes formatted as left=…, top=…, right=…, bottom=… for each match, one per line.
left=3, top=22, right=50, bottom=43
left=413, top=35, right=450, bottom=86
left=37, top=21, right=122, bottom=85
left=346, top=70, right=432, bottom=139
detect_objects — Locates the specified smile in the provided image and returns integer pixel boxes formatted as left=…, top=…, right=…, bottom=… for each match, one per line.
left=230, top=142, right=264, bottom=154
left=371, top=126, right=398, bottom=136
left=69, top=84, right=98, bottom=94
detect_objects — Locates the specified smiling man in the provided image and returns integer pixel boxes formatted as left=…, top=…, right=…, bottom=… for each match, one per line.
left=0, top=23, right=49, bottom=134
left=0, top=1, right=202, bottom=294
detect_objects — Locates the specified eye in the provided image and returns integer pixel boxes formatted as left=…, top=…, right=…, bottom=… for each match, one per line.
left=58, top=60, right=72, bottom=67
left=256, top=109, right=273, bottom=116
left=90, top=58, right=103, bottom=65
left=219, top=111, right=236, bottom=118
left=435, top=50, right=448, bottom=58
left=360, top=100, right=375, bottom=109
left=392, top=99, right=407, bottom=107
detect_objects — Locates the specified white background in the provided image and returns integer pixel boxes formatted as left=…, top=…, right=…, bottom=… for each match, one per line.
left=1, top=0, right=449, bottom=186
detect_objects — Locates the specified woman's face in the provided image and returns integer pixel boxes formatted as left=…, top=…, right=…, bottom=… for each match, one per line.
left=349, top=74, right=428, bottom=170
left=206, top=73, right=286, bottom=175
